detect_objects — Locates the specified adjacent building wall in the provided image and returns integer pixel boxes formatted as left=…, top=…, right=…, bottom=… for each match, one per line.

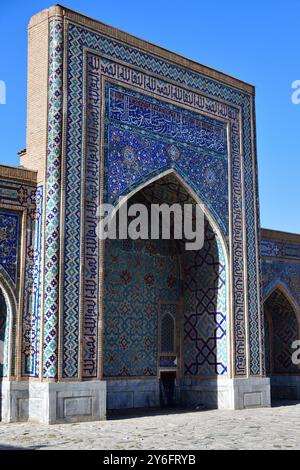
left=261, top=229, right=300, bottom=400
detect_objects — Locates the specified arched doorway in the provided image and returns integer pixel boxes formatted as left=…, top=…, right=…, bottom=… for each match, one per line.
left=102, top=171, right=229, bottom=411
left=0, top=287, right=10, bottom=379
left=264, top=287, right=300, bottom=402
left=0, top=285, right=11, bottom=421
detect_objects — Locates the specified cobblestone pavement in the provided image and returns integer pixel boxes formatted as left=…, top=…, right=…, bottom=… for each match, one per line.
left=0, top=403, right=300, bottom=450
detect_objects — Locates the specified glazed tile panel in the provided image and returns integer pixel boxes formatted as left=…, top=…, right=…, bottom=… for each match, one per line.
left=0, top=212, right=20, bottom=284
left=103, top=239, right=180, bottom=377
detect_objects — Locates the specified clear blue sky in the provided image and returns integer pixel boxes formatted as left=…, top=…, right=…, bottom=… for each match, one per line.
left=0, top=0, right=299, bottom=233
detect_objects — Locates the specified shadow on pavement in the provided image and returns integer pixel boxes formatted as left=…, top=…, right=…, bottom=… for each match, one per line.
left=272, top=399, right=300, bottom=408
left=107, top=406, right=206, bottom=420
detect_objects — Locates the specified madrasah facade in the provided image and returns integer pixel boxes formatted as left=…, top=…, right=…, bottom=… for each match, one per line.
left=0, top=5, right=299, bottom=424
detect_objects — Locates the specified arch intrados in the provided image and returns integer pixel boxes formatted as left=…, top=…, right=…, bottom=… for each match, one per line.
left=109, top=168, right=229, bottom=264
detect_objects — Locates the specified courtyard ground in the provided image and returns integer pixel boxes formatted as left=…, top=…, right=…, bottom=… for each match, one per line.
left=0, top=402, right=300, bottom=450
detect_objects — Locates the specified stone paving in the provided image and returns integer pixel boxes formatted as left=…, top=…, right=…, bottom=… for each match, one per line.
left=0, top=402, right=300, bottom=450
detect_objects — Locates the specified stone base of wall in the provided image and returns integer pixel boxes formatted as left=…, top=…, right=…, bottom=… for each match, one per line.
left=107, top=379, right=160, bottom=410
left=179, top=377, right=271, bottom=410
left=270, top=375, right=300, bottom=400
left=1, top=380, right=106, bottom=424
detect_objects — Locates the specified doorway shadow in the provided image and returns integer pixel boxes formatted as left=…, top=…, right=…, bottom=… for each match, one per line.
left=0, top=287, right=7, bottom=422
left=271, top=399, right=300, bottom=408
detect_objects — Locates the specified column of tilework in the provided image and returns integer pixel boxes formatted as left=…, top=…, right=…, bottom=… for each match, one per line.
left=42, top=17, right=63, bottom=379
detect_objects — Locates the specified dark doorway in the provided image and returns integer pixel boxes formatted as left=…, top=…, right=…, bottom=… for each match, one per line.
left=160, top=371, right=176, bottom=407
left=103, top=172, right=226, bottom=411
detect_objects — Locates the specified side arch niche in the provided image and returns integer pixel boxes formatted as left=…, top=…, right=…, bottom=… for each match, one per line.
left=264, top=286, right=300, bottom=402
left=102, top=170, right=230, bottom=410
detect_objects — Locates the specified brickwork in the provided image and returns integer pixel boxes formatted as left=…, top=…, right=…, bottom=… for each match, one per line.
left=23, top=9, right=50, bottom=181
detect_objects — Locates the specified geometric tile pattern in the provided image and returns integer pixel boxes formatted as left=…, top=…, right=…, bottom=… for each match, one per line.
left=54, top=19, right=261, bottom=378
left=184, top=221, right=228, bottom=377
left=0, top=212, right=19, bottom=284
left=0, top=179, right=40, bottom=378
left=103, top=237, right=180, bottom=377
left=264, top=290, right=300, bottom=375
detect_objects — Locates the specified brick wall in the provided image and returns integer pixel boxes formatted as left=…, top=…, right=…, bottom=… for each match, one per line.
left=23, top=9, right=50, bottom=181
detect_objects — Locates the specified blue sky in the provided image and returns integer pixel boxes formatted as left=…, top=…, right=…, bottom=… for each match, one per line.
left=0, top=0, right=299, bottom=233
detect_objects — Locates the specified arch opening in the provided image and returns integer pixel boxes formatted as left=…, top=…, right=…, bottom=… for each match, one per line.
left=264, top=288, right=300, bottom=403
left=0, top=286, right=9, bottom=379
left=161, top=312, right=175, bottom=354
left=0, top=284, right=11, bottom=422
left=102, top=172, right=229, bottom=411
